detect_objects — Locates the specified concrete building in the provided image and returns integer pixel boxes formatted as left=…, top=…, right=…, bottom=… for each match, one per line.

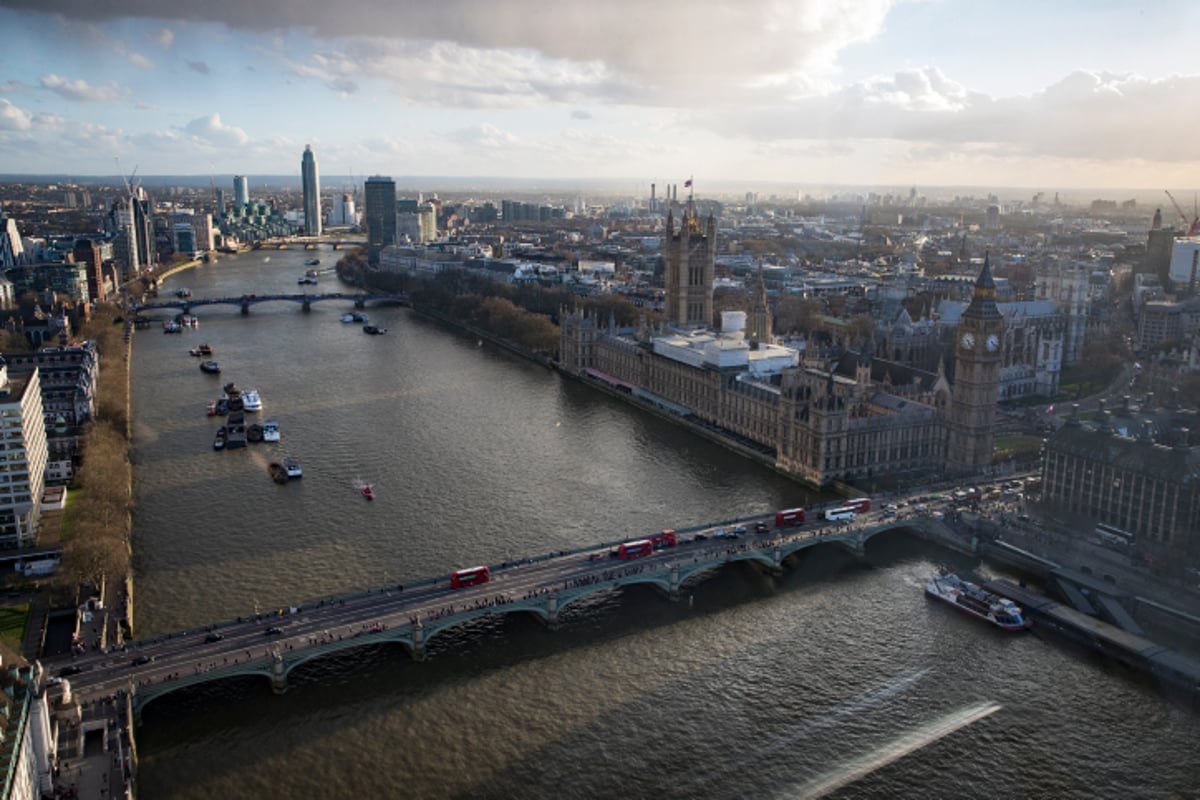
left=0, top=208, right=24, bottom=268
left=1168, top=238, right=1200, bottom=289
left=0, top=361, right=47, bottom=548
left=301, top=144, right=322, bottom=236
left=5, top=340, right=98, bottom=461
left=1042, top=403, right=1200, bottom=555
left=328, top=193, right=356, bottom=227
left=172, top=222, right=197, bottom=257
left=364, top=176, right=397, bottom=264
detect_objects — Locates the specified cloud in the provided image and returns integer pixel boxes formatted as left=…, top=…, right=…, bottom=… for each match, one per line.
left=114, top=40, right=153, bottom=69
left=38, top=73, right=125, bottom=102
left=183, top=113, right=248, bottom=146
left=0, top=99, right=33, bottom=131
left=187, top=60, right=210, bottom=75
left=571, top=109, right=592, bottom=120
left=693, top=68, right=1200, bottom=164
left=134, top=102, right=157, bottom=110
left=13, top=0, right=894, bottom=104
left=154, top=27, right=174, bottom=48
left=446, top=123, right=522, bottom=149
left=0, top=81, right=29, bottom=93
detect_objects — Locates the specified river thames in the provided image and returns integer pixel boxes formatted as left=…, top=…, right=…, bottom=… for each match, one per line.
left=130, top=248, right=1199, bottom=799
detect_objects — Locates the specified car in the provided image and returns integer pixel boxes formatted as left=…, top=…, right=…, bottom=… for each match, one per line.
left=693, top=533, right=708, bottom=541
left=1003, top=488, right=1018, bottom=496
left=915, top=503, right=927, bottom=512
left=131, top=655, right=154, bottom=666
left=264, top=626, right=283, bottom=636
left=713, top=528, right=727, bottom=538
left=755, top=521, right=768, bottom=533
left=57, top=665, right=83, bottom=677
left=733, top=525, right=747, bottom=534
left=205, top=633, right=224, bottom=643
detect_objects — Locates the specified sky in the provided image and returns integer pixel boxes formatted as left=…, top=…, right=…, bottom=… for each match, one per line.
left=1, top=0, right=1199, bottom=191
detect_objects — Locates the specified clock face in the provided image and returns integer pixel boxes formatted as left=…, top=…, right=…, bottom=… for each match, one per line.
left=986, top=334, right=1000, bottom=352
left=960, top=332, right=975, bottom=350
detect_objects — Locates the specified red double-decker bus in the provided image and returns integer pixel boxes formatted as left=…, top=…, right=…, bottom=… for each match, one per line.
left=450, top=566, right=491, bottom=589
left=650, top=529, right=678, bottom=548
left=846, top=497, right=872, bottom=513
left=616, top=540, right=654, bottom=560
left=775, top=508, right=805, bottom=527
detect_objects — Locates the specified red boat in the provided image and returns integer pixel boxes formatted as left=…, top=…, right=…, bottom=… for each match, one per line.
left=360, top=484, right=374, bottom=501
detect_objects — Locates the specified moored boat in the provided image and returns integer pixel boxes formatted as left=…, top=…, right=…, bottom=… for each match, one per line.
left=268, top=462, right=289, bottom=484
left=213, top=426, right=227, bottom=451
left=282, top=456, right=302, bottom=478
left=247, top=423, right=263, bottom=443
left=241, top=388, right=263, bottom=413
left=200, top=360, right=221, bottom=374
left=206, top=400, right=217, bottom=416
left=262, top=419, right=280, bottom=442
left=925, top=573, right=1030, bottom=631
left=362, top=325, right=387, bottom=335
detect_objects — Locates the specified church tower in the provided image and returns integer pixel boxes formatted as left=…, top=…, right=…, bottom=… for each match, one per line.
left=947, top=256, right=1004, bottom=473
left=664, top=201, right=716, bottom=328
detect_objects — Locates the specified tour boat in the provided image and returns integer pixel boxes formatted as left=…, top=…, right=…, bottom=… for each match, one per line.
left=262, top=419, right=280, bottom=442
left=925, top=573, right=1030, bottom=631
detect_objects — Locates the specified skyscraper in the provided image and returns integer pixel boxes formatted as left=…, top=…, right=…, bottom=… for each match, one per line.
left=301, top=145, right=322, bottom=236
left=364, top=176, right=397, bottom=264
left=0, top=207, right=24, bottom=268
left=233, top=175, right=249, bottom=209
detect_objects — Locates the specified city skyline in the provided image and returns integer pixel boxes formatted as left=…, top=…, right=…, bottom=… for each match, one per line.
left=1, top=1, right=1199, bottom=189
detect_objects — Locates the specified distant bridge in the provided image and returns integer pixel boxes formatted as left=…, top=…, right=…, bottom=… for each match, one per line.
left=133, top=292, right=407, bottom=315
left=252, top=237, right=364, bottom=251
left=56, top=512, right=973, bottom=719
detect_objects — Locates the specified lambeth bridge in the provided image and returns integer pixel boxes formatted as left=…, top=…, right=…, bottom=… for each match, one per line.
left=133, top=292, right=408, bottom=316
left=55, top=512, right=974, bottom=719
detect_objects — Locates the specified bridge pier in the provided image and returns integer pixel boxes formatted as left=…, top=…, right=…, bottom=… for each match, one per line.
left=411, top=617, right=427, bottom=661
left=545, top=593, right=561, bottom=630
left=354, top=298, right=366, bottom=310
left=668, top=564, right=682, bottom=601
left=270, top=650, right=287, bottom=694
left=302, top=298, right=311, bottom=312
left=240, top=300, right=250, bottom=315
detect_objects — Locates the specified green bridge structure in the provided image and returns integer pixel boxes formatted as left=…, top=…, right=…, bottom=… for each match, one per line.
left=98, top=514, right=973, bottom=720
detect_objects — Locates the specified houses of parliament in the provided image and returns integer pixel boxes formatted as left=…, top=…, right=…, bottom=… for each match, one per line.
left=559, top=201, right=1004, bottom=488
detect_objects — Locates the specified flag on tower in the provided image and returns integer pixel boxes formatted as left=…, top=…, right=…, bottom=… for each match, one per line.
left=684, top=178, right=693, bottom=188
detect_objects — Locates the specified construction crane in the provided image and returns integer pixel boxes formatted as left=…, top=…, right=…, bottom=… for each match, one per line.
left=1164, top=190, right=1199, bottom=236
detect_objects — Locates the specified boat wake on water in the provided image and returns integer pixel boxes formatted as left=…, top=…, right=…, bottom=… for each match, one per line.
left=674, top=668, right=932, bottom=797
left=790, top=701, right=1003, bottom=800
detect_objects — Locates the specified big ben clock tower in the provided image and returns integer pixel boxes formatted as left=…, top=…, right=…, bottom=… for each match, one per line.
left=947, top=255, right=1003, bottom=473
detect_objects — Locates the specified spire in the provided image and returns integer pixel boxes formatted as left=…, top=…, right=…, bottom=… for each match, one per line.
left=975, top=252, right=996, bottom=291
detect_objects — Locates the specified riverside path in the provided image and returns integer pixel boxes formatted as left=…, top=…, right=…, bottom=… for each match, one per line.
left=47, top=508, right=970, bottom=719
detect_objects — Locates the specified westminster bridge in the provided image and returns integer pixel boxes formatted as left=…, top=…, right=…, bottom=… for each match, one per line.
left=51, top=512, right=973, bottom=719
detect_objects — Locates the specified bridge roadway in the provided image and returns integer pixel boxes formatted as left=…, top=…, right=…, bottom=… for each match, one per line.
left=52, top=510, right=966, bottom=718
left=133, top=291, right=408, bottom=315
